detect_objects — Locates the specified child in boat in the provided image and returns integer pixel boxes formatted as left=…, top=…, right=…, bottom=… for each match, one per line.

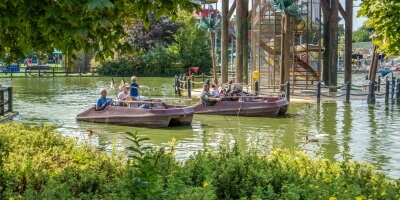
left=95, top=89, right=113, bottom=111
left=211, top=84, right=220, bottom=97
left=129, top=76, right=139, bottom=98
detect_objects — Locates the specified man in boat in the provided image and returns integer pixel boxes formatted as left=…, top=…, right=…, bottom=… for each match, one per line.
left=200, top=83, right=220, bottom=106
left=95, top=89, right=113, bottom=111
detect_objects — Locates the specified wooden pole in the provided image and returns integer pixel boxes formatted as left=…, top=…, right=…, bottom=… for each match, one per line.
left=221, top=0, right=229, bottom=84
left=243, top=0, right=249, bottom=85
left=329, top=0, right=339, bottom=92
left=322, top=0, right=331, bottom=85
left=344, top=0, right=353, bottom=85
left=369, top=45, right=379, bottom=82
left=235, top=0, right=244, bottom=83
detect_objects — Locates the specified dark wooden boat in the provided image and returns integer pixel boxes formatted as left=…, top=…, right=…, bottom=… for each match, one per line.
left=76, top=103, right=194, bottom=128
left=192, top=96, right=289, bottom=117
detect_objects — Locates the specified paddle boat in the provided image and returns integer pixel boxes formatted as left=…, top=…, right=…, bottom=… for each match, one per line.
left=192, top=96, right=289, bottom=117
left=76, top=100, right=194, bottom=128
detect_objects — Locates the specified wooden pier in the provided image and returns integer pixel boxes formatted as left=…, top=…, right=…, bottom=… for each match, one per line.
left=0, top=86, right=18, bottom=123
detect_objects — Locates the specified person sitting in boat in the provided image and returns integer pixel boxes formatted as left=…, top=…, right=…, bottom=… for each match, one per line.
left=200, top=83, right=220, bottom=106
left=210, top=84, right=220, bottom=97
left=118, top=84, right=131, bottom=107
left=129, top=76, right=139, bottom=98
left=95, top=89, right=113, bottom=111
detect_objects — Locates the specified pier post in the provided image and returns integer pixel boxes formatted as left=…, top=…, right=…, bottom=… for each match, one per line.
left=385, top=79, right=390, bottom=104
left=187, top=79, right=191, bottom=98
left=206, top=79, right=210, bottom=91
left=191, top=75, right=194, bottom=89
left=53, top=68, right=55, bottom=76
left=7, top=87, right=12, bottom=112
left=202, top=73, right=205, bottom=83
left=316, top=81, right=321, bottom=103
left=0, top=90, right=4, bottom=115
left=377, top=76, right=381, bottom=92
left=174, top=75, right=178, bottom=95
left=39, top=68, right=41, bottom=77
left=183, top=74, right=187, bottom=89
left=396, top=78, right=400, bottom=103
left=177, top=78, right=181, bottom=97
left=286, top=81, right=290, bottom=102
left=254, top=80, right=259, bottom=96
left=345, top=81, right=350, bottom=103
left=25, top=68, right=27, bottom=76
left=367, top=81, right=376, bottom=103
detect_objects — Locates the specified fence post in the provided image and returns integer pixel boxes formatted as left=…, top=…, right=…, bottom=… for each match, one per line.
left=286, top=81, right=290, bottom=102
left=7, top=87, right=12, bottom=112
left=316, top=81, right=321, bottom=103
left=191, top=75, right=195, bottom=89
left=367, top=81, right=376, bottom=104
left=385, top=79, right=390, bottom=104
left=183, top=74, right=187, bottom=89
left=202, top=73, right=205, bottom=83
left=174, top=75, right=178, bottom=95
left=345, top=81, right=351, bottom=103
left=377, top=76, right=381, bottom=92
left=254, top=80, right=259, bottom=96
left=53, top=68, right=55, bottom=76
left=25, top=68, right=27, bottom=76
left=177, top=78, right=181, bottom=97
left=0, top=90, right=4, bottom=115
left=396, top=78, right=400, bottom=103
left=206, top=79, right=210, bottom=92
left=39, top=68, right=41, bottom=77
left=187, top=78, right=191, bottom=98
left=79, top=67, right=82, bottom=76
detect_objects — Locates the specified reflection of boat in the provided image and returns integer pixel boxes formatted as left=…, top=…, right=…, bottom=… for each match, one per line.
left=76, top=103, right=194, bottom=128
left=192, top=97, right=289, bottom=117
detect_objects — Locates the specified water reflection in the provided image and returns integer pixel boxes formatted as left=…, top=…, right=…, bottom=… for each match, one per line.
left=1, top=76, right=400, bottom=178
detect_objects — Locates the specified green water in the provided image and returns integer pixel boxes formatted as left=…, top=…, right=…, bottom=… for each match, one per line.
left=1, top=75, right=400, bottom=179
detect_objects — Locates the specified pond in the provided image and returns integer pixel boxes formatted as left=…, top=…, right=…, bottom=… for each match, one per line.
left=1, top=74, right=400, bottom=179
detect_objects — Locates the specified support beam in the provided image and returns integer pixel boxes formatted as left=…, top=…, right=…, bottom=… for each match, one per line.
left=338, top=1, right=346, bottom=19
left=344, top=0, right=352, bottom=84
left=221, top=0, right=229, bottom=84
left=321, top=0, right=331, bottom=18
left=227, top=0, right=236, bottom=20
left=247, top=0, right=261, bottom=21
left=243, top=0, right=249, bottom=84
left=329, top=0, right=339, bottom=91
left=235, top=0, right=244, bottom=83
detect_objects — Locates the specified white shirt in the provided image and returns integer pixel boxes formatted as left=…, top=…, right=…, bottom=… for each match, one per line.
left=117, top=92, right=130, bottom=101
left=211, top=89, right=219, bottom=97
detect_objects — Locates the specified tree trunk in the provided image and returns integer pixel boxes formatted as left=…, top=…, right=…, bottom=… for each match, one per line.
left=235, top=0, right=244, bottom=83
left=211, top=32, right=218, bottom=85
left=369, top=45, right=379, bottom=82
left=329, top=0, right=339, bottom=91
left=221, top=0, right=229, bottom=84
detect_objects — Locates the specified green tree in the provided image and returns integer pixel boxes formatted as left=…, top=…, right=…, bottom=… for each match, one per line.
left=199, top=12, right=221, bottom=84
left=358, top=0, right=399, bottom=55
left=168, top=11, right=212, bottom=74
left=352, top=26, right=373, bottom=42
left=0, top=0, right=199, bottom=62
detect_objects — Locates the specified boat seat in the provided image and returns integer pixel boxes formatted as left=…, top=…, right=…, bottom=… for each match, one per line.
left=152, top=106, right=165, bottom=109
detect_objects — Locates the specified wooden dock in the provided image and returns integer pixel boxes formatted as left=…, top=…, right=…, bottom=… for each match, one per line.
left=0, top=86, right=18, bottom=123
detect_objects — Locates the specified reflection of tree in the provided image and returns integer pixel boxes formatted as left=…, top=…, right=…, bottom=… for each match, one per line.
left=320, top=103, right=339, bottom=161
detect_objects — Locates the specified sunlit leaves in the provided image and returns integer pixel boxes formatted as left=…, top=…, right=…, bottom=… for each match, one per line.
left=359, top=0, right=400, bottom=55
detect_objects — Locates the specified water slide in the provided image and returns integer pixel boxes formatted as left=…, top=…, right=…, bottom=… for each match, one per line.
left=259, top=38, right=320, bottom=80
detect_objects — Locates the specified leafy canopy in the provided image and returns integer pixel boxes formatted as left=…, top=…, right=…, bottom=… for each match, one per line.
left=358, top=0, right=400, bottom=55
left=0, top=0, right=199, bottom=62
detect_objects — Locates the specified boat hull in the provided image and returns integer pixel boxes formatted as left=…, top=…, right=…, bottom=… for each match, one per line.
left=192, top=97, right=289, bottom=117
left=76, top=104, right=194, bottom=128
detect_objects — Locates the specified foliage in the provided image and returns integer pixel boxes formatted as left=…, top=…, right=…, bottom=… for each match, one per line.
left=168, top=11, right=212, bottom=74
left=0, top=0, right=199, bottom=63
left=358, top=0, right=400, bottom=55
left=270, top=0, right=307, bottom=17
left=1, top=123, right=399, bottom=199
left=125, top=13, right=182, bottom=52
left=353, top=26, right=373, bottom=43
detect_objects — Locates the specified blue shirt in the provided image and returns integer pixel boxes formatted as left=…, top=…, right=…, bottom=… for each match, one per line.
left=96, top=97, right=112, bottom=110
left=130, top=82, right=139, bottom=97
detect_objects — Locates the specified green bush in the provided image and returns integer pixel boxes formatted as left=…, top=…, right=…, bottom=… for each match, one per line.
left=1, top=123, right=399, bottom=200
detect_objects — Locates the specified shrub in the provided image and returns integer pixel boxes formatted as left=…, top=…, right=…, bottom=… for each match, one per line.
left=1, top=124, right=399, bottom=199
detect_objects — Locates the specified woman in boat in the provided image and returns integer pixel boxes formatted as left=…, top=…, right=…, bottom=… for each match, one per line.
left=200, top=83, right=220, bottom=106
left=95, top=89, right=113, bottom=111
left=117, top=84, right=131, bottom=107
